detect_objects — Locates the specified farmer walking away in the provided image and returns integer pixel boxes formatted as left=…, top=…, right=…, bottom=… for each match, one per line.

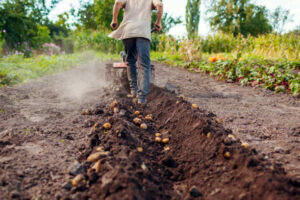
left=109, top=0, right=163, bottom=104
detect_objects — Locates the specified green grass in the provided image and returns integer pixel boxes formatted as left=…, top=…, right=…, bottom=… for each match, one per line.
left=0, top=52, right=101, bottom=87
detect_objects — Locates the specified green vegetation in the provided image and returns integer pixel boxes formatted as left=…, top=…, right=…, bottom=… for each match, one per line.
left=0, top=52, right=93, bottom=86
left=208, top=0, right=289, bottom=36
left=186, top=0, right=201, bottom=38
left=151, top=32, right=300, bottom=97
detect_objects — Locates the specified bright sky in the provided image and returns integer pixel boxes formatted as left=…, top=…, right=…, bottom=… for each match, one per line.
left=49, top=0, right=300, bottom=37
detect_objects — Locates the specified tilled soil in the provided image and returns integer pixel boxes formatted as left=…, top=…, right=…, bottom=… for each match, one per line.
left=0, top=61, right=299, bottom=200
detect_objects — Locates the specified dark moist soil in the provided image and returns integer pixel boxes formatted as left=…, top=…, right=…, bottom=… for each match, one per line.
left=0, top=61, right=299, bottom=200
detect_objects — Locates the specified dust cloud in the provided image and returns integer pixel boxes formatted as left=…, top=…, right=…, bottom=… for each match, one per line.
left=54, top=60, right=110, bottom=102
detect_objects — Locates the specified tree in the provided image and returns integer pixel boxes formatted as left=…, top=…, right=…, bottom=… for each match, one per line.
left=151, top=13, right=182, bottom=34
left=75, top=0, right=123, bottom=30
left=186, top=0, right=201, bottom=38
left=270, top=7, right=290, bottom=34
left=76, top=0, right=182, bottom=33
left=208, top=0, right=272, bottom=36
left=0, top=0, right=60, bottom=51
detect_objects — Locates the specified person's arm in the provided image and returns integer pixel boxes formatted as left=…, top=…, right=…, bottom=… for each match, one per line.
left=153, top=0, right=163, bottom=31
left=110, top=0, right=126, bottom=30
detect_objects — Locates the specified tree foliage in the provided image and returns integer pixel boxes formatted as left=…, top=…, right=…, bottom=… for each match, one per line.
left=270, top=7, right=290, bottom=34
left=208, top=0, right=273, bottom=36
left=76, top=0, right=182, bottom=34
left=75, top=0, right=123, bottom=30
left=0, top=0, right=60, bottom=52
left=186, top=0, right=201, bottom=38
left=151, top=13, right=182, bottom=34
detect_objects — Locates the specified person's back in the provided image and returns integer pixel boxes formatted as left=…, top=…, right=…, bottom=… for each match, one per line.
left=109, top=0, right=154, bottom=41
left=109, top=0, right=163, bottom=104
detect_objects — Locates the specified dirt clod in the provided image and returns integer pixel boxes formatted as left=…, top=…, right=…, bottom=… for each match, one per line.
left=68, top=161, right=83, bottom=176
left=190, top=186, right=202, bottom=197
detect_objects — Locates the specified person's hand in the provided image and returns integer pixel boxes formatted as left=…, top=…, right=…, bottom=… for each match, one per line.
left=110, top=21, right=118, bottom=30
left=154, top=21, right=162, bottom=32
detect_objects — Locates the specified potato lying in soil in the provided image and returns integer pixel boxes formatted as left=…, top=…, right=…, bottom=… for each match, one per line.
left=155, top=137, right=162, bottom=143
left=133, top=118, right=142, bottom=125
left=206, top=132, right=211, bottom=139
left=110, top=100, right=118, bottom=109
left=81, top=109, right=91, bottom=115
left=145, top=114, right=153, bottom=120
left=87, top=152, right=102, bottom=162
left=103, top=123, right=112, bottom=130
left=192, top=104, right=199, bottom=109
left=134, top=111, right=140, bottom=115
left=87, top=152, right=110, bottom=162
left=91, top=160, right=101, bottom=173
left=224, top=152, right=231, bottom=159
left=137, top=147, right=143, bottom=152
left=241, top=142, right=249, bottom=149
left=72, top=174, right=85, bottom=187
left=96, top=146, right=104, bottom=152
left=127, top=94, right=134, bottom=98
left=162, top=138, right=170, bottom=144
left=164, top=146, right=170, bottom=151
left=178, top=94, right=187, bottom=101
left=140, top=123, right=147, bottom=130
left=227, top=134, right=236, bottom=141
left=113, top=107, right=119, bottom=113
left=216, top=118, right=222, bottom=124
left=155, top=133, right=162, bottom=137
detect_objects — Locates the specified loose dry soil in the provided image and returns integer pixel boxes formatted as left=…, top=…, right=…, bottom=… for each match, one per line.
left=0, top=61, right=299, bottom=200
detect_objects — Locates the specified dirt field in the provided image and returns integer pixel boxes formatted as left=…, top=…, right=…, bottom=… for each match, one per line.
left=0, top=61, right=299, bottom=200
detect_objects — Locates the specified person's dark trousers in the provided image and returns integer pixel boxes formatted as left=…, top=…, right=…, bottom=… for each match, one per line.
left=122, top=37, right=151, bottom=103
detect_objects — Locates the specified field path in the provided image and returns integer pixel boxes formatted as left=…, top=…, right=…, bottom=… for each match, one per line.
left=0, top=60, right=299, bottom=199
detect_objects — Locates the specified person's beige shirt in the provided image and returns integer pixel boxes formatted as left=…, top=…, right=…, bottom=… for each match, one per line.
left=109, top=0, right=162, bottom=41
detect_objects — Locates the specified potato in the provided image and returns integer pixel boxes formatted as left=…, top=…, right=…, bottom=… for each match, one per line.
left=72, top=174, right=85, bottom=187
left=227, top=134, right=236, bottom=141
left=127, top=94, right=134, bottom=98
left=103, top=123, right=112, bottom=130
left=224, top=152, right=231, bottom=159
left=178, top=94, right=187, bottom=100
left=145, top=115, right=153, bottom=120
left=155, top=137, right=162, bottom=143
left=192, top=104, right=199, bottom=109
left=96, top=146, right=104, bottom=152
left=138, top=115, right=143, bottom=118
left=216, top=118, right=222, bottom=124
left=206, top=132, right=211, bottom=139
left=176, top=100, right=180, bottom=104
left=113, top=107, right=119, bottom=113
left=155, top=133, right=161, bottom=137
left=140, top=123, right=147, bottom=130
left=241, top=142, right=249, bottom=149
left=134, top=111, right=140, bottom=115
left=110, top=100, right=117, bottom=109
left=141, top=162, right=148, bottom=171
left=91, top=160, right=101, bottom=173
left=133, top=118, right=142, bottom=125
left=81, top=109, right=90, bottom=115
left=87, top=152, right=102, bottom=162
left=164, top=146, right=170, bottom=151
left=162, top=138, right=169, bottom=144
left=137, top=147, right=143, bottom=152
